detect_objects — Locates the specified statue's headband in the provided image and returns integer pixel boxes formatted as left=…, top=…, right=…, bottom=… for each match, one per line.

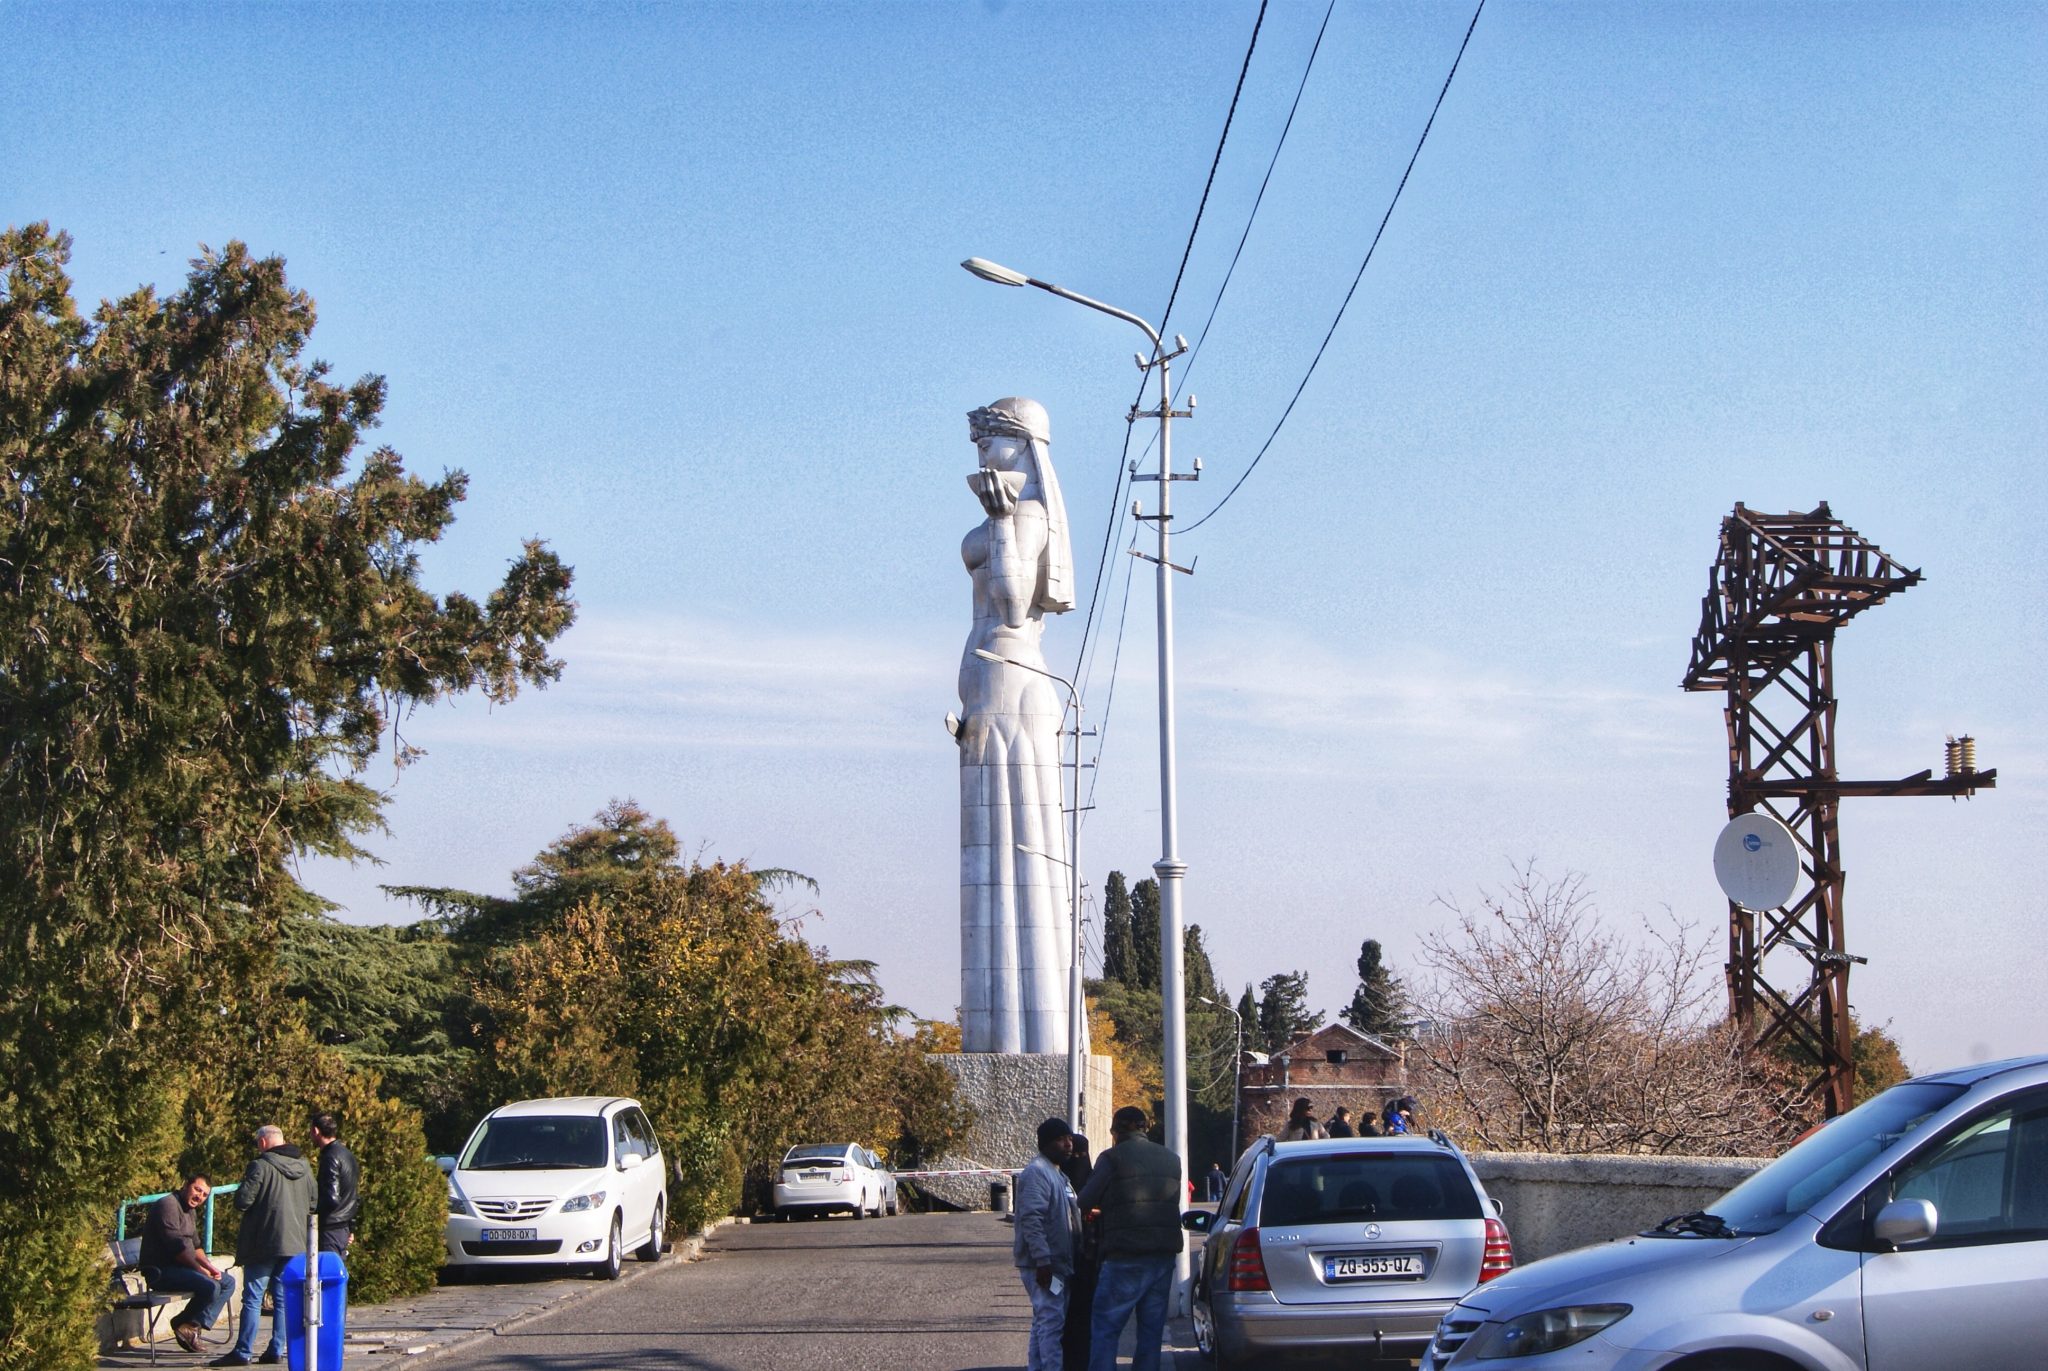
left=968, top=398, right=1050, bottom=445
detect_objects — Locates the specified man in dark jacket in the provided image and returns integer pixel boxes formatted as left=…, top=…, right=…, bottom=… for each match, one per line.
left=141, top=1173, right=236, bottom=1352
left=1075, top=1106, right=1183, bottom=1371
left=310, top=1112, right=360, bottom=1255
left=211, top=1124, right=314, bottom=1367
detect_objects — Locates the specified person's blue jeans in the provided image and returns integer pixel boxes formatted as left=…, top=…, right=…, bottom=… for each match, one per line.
left=1087, top=1254, right=1174, bottom=1371
left=151, top=1263, right=237, bottom=1331
left=230, top=1256, right=288, bottom=1360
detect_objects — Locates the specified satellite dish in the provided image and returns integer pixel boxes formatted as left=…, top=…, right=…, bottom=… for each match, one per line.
left=1714, top=812, right=1800, bottom=911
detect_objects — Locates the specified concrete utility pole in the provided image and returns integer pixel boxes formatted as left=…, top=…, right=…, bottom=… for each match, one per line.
left=963, top=257, right=1200, bottom=1308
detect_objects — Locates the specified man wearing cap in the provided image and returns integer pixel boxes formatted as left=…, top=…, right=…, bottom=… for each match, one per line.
left=1076, top=1105, right=1184, bottom=1371
left=1014, top=1117, right=1082, bottom=1369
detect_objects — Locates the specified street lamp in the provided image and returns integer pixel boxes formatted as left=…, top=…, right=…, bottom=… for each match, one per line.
left=972, top=648, right=1088, bottom=1131
left=964, top=255, right=1196, bottom=1308
left=1203, top=995, right=1244, bottom=1167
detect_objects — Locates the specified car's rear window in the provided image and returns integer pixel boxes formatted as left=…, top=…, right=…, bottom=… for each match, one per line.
left=1259, top=1153, right=1482, bottom=1226
left=785, top=1145, right=852, bottom=1164
left=462, top=1116, right=608, bottom=1170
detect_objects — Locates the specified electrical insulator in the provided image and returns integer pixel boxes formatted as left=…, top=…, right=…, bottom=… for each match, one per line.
left=1959, top=735, right=1976, bottom=774
left=1945, top=737, right=1963, bottom=778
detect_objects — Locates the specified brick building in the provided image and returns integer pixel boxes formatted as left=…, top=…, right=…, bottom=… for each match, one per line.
left=1240, top=1022, right=1406, bottom=1138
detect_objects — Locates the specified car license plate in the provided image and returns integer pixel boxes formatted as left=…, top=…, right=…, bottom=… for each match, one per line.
left=480, top=1227, right=537, bottom=1242
left=801, top=1170, right=828, bottom=1181
left=1325, top=1252, right=1426, bottom=1280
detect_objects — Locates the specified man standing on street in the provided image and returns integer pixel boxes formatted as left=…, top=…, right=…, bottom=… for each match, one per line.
left=311, top=1112, right=360, bottom=1256
left=212, top=1124, right=314, bottom=1367
left=1076, top=1105, right=1183, bottom=1371
left=141, top=1173, right=237, bottom=1353
left=1014, top=1117, right=1082, bottom=1370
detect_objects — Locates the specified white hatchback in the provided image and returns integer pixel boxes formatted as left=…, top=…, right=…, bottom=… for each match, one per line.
left=773, top=1143, right=895, bottom=1219
left=443, top=1097, right=668, bottom=1280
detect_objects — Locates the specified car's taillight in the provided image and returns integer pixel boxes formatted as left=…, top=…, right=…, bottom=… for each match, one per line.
left=1226, top=1227, right=1270, bottom=1292
left=835, top=1169, right=852, bottom=1183
left=1479, top=1217, right=1515, bottom=1282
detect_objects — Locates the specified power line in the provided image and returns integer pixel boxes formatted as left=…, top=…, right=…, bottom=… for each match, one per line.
left=1160, top=0, right=1270, bottom=338
left=1070, top=0, right=1268, bottom=688
left=1178, top=0, right=1487, bottom=537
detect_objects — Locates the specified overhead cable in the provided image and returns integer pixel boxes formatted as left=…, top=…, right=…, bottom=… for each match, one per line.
left=1178, top=0, right=1486, bottom=537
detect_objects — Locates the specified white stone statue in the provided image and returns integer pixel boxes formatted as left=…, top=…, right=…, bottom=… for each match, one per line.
left=955, top=396, right=1074, bottom=1054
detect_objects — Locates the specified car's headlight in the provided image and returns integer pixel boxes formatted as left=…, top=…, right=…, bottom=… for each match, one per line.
left=1467, top=1305, right=1630, bottom=1359
left=447, top=1184, right=475, bottom=1218
left=560, top=1189, right=608, bottom=1213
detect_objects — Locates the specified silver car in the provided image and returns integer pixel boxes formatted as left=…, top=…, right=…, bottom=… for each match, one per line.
left=1423, top=1054, right=2048, bottom=1369
left=1184, top=1133, right=1516, bottom=1367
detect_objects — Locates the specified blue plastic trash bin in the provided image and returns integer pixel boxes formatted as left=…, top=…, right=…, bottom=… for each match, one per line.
left=280, top=1250, right=348, bottom=1371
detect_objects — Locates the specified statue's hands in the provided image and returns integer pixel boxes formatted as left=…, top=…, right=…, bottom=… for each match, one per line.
left=970, top=468, right=1019, bottom=518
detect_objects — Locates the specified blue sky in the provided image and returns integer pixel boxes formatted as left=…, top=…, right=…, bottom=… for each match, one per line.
left=8, top=1, right=2042, bottom=1073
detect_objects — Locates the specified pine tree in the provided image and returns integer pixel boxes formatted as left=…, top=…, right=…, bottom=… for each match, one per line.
left=1131, top=877, right=1162, bottom=991
left=1257, top=971, right=1316, bottom=1053
left=1100, top=870, right=1133, bottom=986
left=1236, top=984, right=1258, bottom=1037
left=1341, top=938, right=1409, bottom=1040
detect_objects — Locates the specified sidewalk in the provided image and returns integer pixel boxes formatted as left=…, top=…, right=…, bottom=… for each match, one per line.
left=101, top=1216, right=1202, bottom=1369
left=100, top=1223, right=726, bottom=1368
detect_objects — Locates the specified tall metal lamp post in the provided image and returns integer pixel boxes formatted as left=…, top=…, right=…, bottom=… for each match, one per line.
left=973, top=648, right=1087, bottom=1130
left=963, top=255, right=1197, bottom=1307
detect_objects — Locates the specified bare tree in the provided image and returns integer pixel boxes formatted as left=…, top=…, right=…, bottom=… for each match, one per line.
left=1411, top=864, right=1811, bottom=1156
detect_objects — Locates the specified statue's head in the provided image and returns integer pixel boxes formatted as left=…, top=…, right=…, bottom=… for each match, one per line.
left=967, top=396, right=1050, bottom=448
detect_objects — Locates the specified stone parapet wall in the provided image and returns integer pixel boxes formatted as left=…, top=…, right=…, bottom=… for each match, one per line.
left=1469, top=1151, right=1769, bottom=1264
left=919, top=1052, right=1112, bottom=1211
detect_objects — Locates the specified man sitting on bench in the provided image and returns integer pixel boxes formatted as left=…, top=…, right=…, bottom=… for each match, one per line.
left=141, top=1174, right=236, bottom=1353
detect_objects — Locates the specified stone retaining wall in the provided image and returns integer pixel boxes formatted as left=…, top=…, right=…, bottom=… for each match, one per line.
left=919, top=1053, right=1112, bottom=1211
left=1469, top=1151, right=1769, bottom=1264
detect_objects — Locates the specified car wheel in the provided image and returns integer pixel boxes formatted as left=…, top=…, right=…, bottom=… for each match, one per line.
left=1191, top=1289, right=1217, bottom=1360
left=637, top=1198, right=665, bottom=1262
left=851, top=1192, right=867, bottom=1220
left=595, top=1213, right=623, bottom=1280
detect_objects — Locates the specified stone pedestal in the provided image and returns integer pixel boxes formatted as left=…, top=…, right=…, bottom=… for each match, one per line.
left=922, top=1052, right=1113, bottom=1210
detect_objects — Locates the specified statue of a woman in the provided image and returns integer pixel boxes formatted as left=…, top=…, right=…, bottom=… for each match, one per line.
left=956, top=396, right=1074, bottom=1054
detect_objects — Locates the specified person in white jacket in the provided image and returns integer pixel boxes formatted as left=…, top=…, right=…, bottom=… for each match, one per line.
left=1012, top=1117, right=1083, bottom=1370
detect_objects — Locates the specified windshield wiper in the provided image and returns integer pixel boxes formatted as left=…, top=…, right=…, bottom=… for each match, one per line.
left=1649, top=1210, right=1737, bottom=1238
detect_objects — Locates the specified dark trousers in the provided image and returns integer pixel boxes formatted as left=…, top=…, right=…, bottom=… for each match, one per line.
left=150, top=1264, right=236, bottom=1330
left=1060, top=1258, right=1099, bottom=1369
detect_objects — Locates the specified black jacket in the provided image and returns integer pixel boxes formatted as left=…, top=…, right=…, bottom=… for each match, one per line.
left=318, top=1139, right=361, bottom=1229
left=1077, top=1134, right=1184, bottom=1260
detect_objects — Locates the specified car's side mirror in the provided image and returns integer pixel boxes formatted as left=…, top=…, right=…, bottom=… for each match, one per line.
left=1872, top=1198, right=1937, bottom=1249
left=436, top=1156, right=457, bottom=1175
left=1181, top=1210, right=1215, bottom=1234
left=618, top=1151, right=645, bottom=1172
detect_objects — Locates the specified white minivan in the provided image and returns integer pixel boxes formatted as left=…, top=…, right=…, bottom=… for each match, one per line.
left=443, top=1097, right=668, bottom=1281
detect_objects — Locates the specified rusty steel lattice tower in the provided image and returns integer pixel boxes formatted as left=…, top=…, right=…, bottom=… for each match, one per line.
left=1682, top=503, right=1994, bottom=1116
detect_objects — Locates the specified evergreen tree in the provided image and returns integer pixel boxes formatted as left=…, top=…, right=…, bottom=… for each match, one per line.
left=1341, top=938, right=1409, bottom=1040
left=1183, top=923, right=1220, bottom=1007
left=0, top=226, right=575, bottom=1367
left=1100, top=870, right=1133, bottom=986
left=1236, top=984, right=1258, bottom=1039
left=1257, top=971, right=1316, bottom=1053
left=1131, top=877, right=1162, bottom=992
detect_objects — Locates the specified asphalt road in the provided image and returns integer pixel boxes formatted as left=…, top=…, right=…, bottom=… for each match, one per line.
left=426, top=1211, right=1051, bottom=1371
